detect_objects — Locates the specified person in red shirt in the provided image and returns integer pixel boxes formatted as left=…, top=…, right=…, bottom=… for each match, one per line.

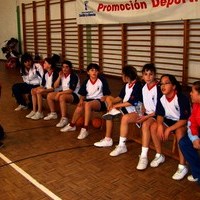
left=179, top=81, right=200, bottom=184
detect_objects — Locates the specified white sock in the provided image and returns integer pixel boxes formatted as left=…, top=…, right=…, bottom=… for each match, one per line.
left=178, top=164, right=186, bottom=169
left=155, top=153, right=161, bottom=158
left=105, top=137, right=112, bottom=141
left=141, top=147, right=149, bottom=158
left=119, top=136, right=126, bottom=146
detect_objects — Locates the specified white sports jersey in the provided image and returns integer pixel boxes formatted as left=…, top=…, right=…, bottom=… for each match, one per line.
left=160, top=95, right=180, bottom=121
left=61, top=74, right=71, bottom=91
left=86, top=79, right=103, bottom=99
left=78, top=76, right=111, bottom=99
left=61, top=73, right=80, bottom=94
left=45, top=72, right=53, bottom=89
left=156, top=92, right=191, bottom=121
left=118, top=81, right=142, bottom=114
left=142, top=83, right=159, bottom=115
left=123, top=83, right=135, bottom=102
left=21, top=63, right=44, bottom=85
left=123, top=82, right=136, bottom=113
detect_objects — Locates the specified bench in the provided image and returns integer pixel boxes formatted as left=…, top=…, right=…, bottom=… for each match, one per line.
left=128, top=123, right=179, bottom=160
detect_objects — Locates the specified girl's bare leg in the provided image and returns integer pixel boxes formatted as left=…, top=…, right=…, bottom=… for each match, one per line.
left=176, top=126, right=187, bottom=165
left=105, top=120, right=113, bottom=138
left=150, top=122, right=162, bottom=153
left=59, top=94, right=73, bottom=118
left=37, top=93, right=43, bottom=113
left=142, top=118, right=155, bottom=147
left=71, top=104, right=84, bottom=124
left=46, top=92, right=57, bottom=112
left=120, top=113, right=138, bottom=137
left=84, top=100, right=101, bottom=127
left=31, top=89, right=37, bottom=112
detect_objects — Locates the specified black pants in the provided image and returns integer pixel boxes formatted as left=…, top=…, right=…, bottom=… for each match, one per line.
left=12, top=82, right=39, bottom=106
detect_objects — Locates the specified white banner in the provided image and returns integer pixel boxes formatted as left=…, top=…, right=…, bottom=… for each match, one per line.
left=76, top=0, right=200, bottom=24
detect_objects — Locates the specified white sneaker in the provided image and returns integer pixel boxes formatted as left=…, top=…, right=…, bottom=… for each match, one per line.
left=102, top=108, right=121, bottom=120
left=31, top=112, right=44, bottom=120
left=60, top=123, right=76, bottom=132
left=15, top=104, right=28, bottom=111
left=56, top=117, right=68, bottom=128
left=94, top=138, right=113, bottom=147
left=26, top=111, right=36, bottom=118
left=136, top=156, right=148, bottom=170
left=77, top=128, right=89, bottom=139
left=150, top=154, right=165, bottom=168
left=187, top=175, right=198, bottom=182
left=109, top=145, right=127, bottom=156
left=44, top=112, right=58, bottom=120
left=172, top=165, right=188, bottom=180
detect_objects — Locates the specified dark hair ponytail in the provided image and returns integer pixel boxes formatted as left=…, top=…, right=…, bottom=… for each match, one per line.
left=122, top=65, right=139, bottom=81
left=44, top=57, right=56, bottom=69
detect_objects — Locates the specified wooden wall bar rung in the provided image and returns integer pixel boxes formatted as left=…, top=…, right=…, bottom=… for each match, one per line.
left=33, top=1, right=38, bottom=55
left=45, top=0, right=51, bottom=57
left=21, top=0, right=200, bottom=85
left=78, top=25, right=83, bottom=70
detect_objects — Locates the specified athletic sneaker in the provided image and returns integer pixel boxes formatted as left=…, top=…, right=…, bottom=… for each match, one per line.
left=102, top=108, right=121, bottom=120
left=109, top=145, right=127, bottom=156
left=77, top=128, right=89, bottom=139
left=172, top=164, right=188, bottom=180
left=187, top=175, right=198, bottom=182
left=94, top=138, right=113, bottom=147
left=31, top=112, right=44, bottom=120
left=56, top=117, right=68, bottom=128
left=136, top=156, right=148, bottom=170
left=44, top=112, right=58, bottom=120
left=26, top=111, right=36, bottom=118
left=60, top=123, right=76, bottom=132
left=14, top=104, right=28, bottom=111
left=150, top=154, right=165, bottom=167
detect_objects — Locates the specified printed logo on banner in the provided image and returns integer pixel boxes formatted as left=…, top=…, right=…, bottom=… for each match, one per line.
left=79, top=1, right=96, bottom=18
left=77, top=0, right=200, bottom=25
left=84, top=1, right=88, bottom=10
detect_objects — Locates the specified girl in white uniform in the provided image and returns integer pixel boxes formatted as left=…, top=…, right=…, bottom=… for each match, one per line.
left=12, top=53, right=44, bottom=111
left=43, top=60, right=80, bottom=128
left=26, top=57, right=59, bottom=120
left=136, top=63, right=162, bottom=170
left=94, top=65, right=143, bottom=158
left=60, top=63, right=111, bottom=140
left=150, top=74, right=191, bottom=180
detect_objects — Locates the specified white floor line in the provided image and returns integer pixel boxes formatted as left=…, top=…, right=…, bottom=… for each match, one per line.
left=0, top=153, right=62, bottom=200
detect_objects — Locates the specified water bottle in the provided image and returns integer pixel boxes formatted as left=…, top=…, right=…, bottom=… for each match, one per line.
left=135, top=102, right=143, bottom=117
